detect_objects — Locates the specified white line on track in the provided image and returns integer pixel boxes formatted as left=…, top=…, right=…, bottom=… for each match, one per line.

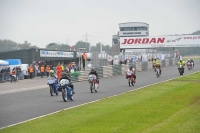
left=0, top=70, right=199, bottom=130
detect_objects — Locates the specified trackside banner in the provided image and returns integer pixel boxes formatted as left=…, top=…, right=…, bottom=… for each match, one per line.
left=120, top=35, right=200, bottom=48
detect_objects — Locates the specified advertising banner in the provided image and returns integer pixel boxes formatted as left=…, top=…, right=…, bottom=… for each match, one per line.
left=120, top=35, right=200, bottom=48
left=40, top=50, right=74, bottom=57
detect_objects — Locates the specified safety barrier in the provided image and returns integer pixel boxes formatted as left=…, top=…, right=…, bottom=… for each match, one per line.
left=70, top=58, right=176, bottom=83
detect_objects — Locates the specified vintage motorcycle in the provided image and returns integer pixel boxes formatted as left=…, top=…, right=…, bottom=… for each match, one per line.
left=47, top=77, right=59, bottom=96
left=126, top=71, right=135, bottom=86
left=59, top=79, right=74, bottom=102
left=178, top=64, right=184, bottom=76
left=88, top=74, right=98, bottom=93
left=187, top=62, right=193, bottom=70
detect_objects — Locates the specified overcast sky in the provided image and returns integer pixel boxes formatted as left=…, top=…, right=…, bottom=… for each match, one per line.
left=0, top=0, right=200, bottom=48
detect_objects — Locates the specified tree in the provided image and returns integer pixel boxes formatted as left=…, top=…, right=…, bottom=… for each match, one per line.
left=74, top=41, right=90, bottom=51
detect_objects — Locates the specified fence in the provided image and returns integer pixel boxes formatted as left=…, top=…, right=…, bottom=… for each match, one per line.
left=81, top=51, right=176, bottom=70
left=71, top=58, right=176, bottom=82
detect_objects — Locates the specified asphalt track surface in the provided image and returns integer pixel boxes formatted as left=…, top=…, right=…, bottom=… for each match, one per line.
left=0, top=61, right=200, bottom=129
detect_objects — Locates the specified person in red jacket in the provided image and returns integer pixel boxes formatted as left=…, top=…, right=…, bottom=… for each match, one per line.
left=56, top=63, right=62, bottom=80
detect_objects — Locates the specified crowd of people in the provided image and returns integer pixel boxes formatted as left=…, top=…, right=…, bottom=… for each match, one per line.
left=0, top=61, right=79, bottom=83
left=0, top=66, right=22, bottom=83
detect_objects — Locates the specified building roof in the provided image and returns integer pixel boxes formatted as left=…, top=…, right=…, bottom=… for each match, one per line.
left=119, top=22, right=149, bottom=25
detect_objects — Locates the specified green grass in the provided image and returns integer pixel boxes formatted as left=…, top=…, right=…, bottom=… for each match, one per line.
left=1, top=72, right=200, bottom=133
left=182, top=56, right=200, bottom=61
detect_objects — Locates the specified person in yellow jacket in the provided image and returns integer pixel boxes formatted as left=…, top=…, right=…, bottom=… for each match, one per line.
left=177, top=59, right=185, bottom=73
left=152, top=58, right=159, bottom=72
left=61, top=63, right=64, bottom=72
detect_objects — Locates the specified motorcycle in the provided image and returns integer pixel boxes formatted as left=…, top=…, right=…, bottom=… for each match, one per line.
left=126, top=71, right=135, bottom=86
left=60, top=79, right=74, bottom=102
left=155, top=67, right=160, bottom=78
left=187, top=62, right=192, bottom=70
left=178, top=64, right=184, bottom=76
left=88, top=74, right=98, bottom=93
left=47, top=77, right=59, bottom=96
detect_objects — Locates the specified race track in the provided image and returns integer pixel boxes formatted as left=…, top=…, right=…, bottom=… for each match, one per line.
left=0, top=61, right=199, bottom=128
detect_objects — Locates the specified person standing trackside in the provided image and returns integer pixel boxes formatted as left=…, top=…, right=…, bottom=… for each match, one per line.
left=29, top=65, right=34, bottom=79
left=34, top=63, right=39, bottom=77
left=56, top=63, right=62, bottom=80
left=45, top=65, right=50, bottom=77
left=82, top=52, right=87, bottom=71
left=40, top=65, right=45, bottom=78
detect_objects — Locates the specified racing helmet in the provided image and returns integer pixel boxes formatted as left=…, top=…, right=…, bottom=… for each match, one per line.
left=91, top=68, right=95, bottom=72
left=61, top=72, right=67, bottom=78
left=49, top=70, right=54, bottom=76
left=129, top=66, right=133, bottom=70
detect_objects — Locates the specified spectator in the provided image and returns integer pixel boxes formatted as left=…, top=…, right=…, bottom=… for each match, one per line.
left=45, top=65, right=50, bottom=77
left=82, top=52, right=87, bottom=70
left=40, top=65, right=45, bottom=78
left=16, top=66, right=21, bottom=80
left=10, top=67, right=17, bottom=83
left=6, top=67, right=10, bottom=81
left=56, top=63, right=62, bottom=80
left=34, top=63, right=39, bottom=77
left=0, top=68, right=6, bottom=82
left=29, top=65, right=34, bottom=79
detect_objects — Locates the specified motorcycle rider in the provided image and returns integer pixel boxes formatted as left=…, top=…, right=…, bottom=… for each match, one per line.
left=88, top=68, right=99, bottom=84
left=155, top=62, right=162, bottom=74
left=126, top=66, right=136, bottom=83
left=64, top=68, right=71, bottom=82
left=177, top=59, right=185, bottom=72
left=152, top=58, right=159, bottom=72
left=189, top=59, right=194, bottom=68
left=59, top=72, right=75, bottom=94
left=48, top=70, right=56, bottom=78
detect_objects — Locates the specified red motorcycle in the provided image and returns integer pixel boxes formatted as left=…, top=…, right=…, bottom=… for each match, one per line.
left=126, top=71, right=135, bottom=86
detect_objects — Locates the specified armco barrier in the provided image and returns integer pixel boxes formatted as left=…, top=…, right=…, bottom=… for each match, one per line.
left=112, top=64, right=121, bottom=76
left=147, top=62, right=153, bottom=70
left=103, top=65, right=113, bottom=78
left=165, top=59, right=169, bottom=67
left=96, top=66, right=103, bottom=78
left=142, top=62, right=148, bottom=71
left=136, top=62, right=142, bottom=72
left=70, top=58, right=176, bottom=83
left=161, top=60, right=166, bottom=67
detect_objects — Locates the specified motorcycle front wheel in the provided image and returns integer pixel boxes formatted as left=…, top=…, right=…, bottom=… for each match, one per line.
left=90, top=82, right=95, bottom=93
left=50, top=85, right=54, bottom=96
left=62, top=89, right=67, bottom=102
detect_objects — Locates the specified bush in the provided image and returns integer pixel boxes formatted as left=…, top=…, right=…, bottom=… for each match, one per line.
left=71, top=71, right=81, bottom=77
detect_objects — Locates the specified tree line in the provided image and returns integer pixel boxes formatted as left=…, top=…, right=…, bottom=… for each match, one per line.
left=0, top=40, right=111, bottom=52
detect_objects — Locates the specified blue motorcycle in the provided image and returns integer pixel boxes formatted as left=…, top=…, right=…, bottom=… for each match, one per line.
left=47, top=77, right=59, bottom=96
left=60, top=79, right=74, bottom=102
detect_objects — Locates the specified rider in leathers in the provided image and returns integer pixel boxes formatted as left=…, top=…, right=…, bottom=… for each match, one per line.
left=177, top=59, right=185, bottom=73
left=152, top=58, right=159, bottom=72
left=88, top=68, right=99, bottom=84
left=59, top=72, right=75, bottom=94
left=126, top=66, right=136, bottom=83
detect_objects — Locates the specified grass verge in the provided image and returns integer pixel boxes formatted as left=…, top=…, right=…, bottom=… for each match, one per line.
left=182, top=56, right=200, bottom=61
left=1, top=72, right=200, bottom=133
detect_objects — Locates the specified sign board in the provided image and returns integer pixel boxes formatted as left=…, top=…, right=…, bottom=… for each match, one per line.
left=120, top=35, right=200, bottom=48
left=40, top=50, right=74, bottom=57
